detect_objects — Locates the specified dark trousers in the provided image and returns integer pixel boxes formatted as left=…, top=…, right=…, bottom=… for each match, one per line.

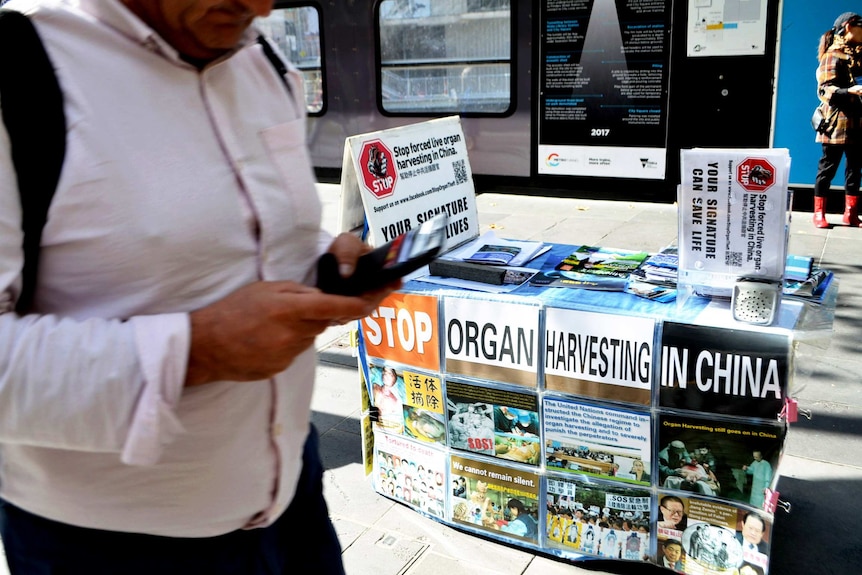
left=814, top=142, right=862, bottom=198
left=0, top=425, right=346, bottom=575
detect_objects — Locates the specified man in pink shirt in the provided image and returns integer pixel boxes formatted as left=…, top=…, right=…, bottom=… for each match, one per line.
left=0, top=0, right=398, bottom=573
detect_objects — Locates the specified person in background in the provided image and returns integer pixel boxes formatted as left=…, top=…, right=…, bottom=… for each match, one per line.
left=660, top=539, right=684, bottom=572
left=0, top=1, right=398, bottom=573
left=736, top=511, right=771, bottom=555
left=498, top=498, right=538, bottom=539
left=512, top=409, right=539, bottom=437
left=493, top=405, right=518, bottom=433
left=629, top=459, right=651, bottom=482
left=658, top=439, right=691, bottom=485
left=373, top=366, right=404, bottom=430
left=742, top=450, right=773, bottom=509
left=657, top=495, right=688, bottom=532
left=813, top=11, right=862, bottom=228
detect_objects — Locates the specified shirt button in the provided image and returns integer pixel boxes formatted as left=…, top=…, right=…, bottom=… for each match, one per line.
left=272, top=423, right=283, bottom=437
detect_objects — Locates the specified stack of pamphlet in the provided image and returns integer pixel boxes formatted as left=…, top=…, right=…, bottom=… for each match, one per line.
left=783, top=267, right=833, bottom=301
left=784, top=255, right=813, bottom=282
left=625, top=246, right=678, bottom=302
left=530, top=245, right=650, bottom=291
left=778, top=255, right=832, bottom=302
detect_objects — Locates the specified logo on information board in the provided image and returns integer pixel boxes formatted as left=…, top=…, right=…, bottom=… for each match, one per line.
left=737, top=157, right=775, bottom=193
left=359, top=139, right=398, bottom=199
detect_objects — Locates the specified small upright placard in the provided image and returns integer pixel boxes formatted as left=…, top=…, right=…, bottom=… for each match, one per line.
left=677, top=148, right=791, bottom=298
left=338, top=116, right=479, bottom=251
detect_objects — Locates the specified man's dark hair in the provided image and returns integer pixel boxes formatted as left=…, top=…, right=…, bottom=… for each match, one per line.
left=507, top=498, right=526, bottom=513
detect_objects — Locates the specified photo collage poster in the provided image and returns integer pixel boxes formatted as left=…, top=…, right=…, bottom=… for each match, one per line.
left=656, top=492, right=772, bottom=574
left=367, top=360, right=445, bottom=444
left=449, top=453, right=541, bottom=545
left=543, top=397, right=651, bottom=485
left=656, top=413, right=785, bottom=510
left=446, top=379, right=541, bottom=466
left=546, top=475, right=652, bottom=562
left=374, top=432, right=448, bottom=519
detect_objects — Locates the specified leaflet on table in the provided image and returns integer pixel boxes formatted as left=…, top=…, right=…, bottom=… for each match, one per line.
left=677, top=148, right=791, bottom=297
left=624, top=279, right=677, bottom=303
left=373, top=432, right=448, bottom=519
left=439, top=231, right=548, bottom=267
left=624, top=246, right=680, bottom=302
left=784, top=254, right=813, bottom=282
left=449, top=453, right=541, bottom=546
left=530, top=245, right=650, bottom=291
left=367, top=359, right=445, bottom=443
left=546, top=474, right=652, bottom=563
left=445, top=379, right=541, bottom=466
left=543, top=397, right=651, bottom=485
left=463, top=244, right=521, bottom=265
left=629, top=246, right=679, bottom=286
left=656, top=412, right=785, bottom=509
left=655, top=492, right=773, bottom=575
left=659, top=322, right=791, bottom=420
left=782, top=268, right=833, bottom=302
left=443, top=297, right=540, bottom=387
left=544, top=307, right=657, bottom=405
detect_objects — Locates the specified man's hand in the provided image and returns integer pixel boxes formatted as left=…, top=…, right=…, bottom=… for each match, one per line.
left=185, top=234, right=400, bottom=386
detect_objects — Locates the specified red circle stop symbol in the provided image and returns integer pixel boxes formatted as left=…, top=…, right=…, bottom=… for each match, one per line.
left=736, top=158, right=775, bottom=193
left=359, top=139, right=398, bottom=199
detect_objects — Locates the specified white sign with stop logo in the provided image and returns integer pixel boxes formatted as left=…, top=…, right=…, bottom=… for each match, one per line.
left=338, top=116, right=479, bottom=250
left=677, top=148, right=791, bottom=294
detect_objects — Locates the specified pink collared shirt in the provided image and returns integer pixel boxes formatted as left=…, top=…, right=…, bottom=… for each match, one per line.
left=0, top=0, right=329, bottom=536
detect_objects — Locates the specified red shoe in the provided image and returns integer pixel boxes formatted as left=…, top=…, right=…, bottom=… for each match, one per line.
left=814, top=197, right=829, bottom=228
left=843, top=195, right=862, bottom=227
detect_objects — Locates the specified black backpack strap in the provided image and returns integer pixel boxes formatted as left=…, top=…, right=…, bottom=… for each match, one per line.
left=0, top=10, right=66, bottom=314
left=257, top=34, right=293, bottom=97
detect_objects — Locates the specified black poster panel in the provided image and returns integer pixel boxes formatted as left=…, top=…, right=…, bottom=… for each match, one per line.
left=659, top=322, right=790, bottom=419
left=538, top=0, right=672, bottom=179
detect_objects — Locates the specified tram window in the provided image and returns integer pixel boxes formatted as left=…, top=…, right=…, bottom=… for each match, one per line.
left=377, top=0, right=513, bottom=115
left=258, top=5, right=325, bottom=115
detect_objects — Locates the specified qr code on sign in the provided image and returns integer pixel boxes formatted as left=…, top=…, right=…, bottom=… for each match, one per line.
left=725, top=251, right=742, bottom=267
left=453, top=159, right=467, bottom=184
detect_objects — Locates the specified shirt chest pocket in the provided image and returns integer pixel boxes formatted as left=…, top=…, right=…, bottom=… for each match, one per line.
left=259, top=119, right=321, bottom=235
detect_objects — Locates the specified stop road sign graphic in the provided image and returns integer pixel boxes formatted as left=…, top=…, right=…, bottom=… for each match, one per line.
left=736, top=157, right=775, bottom=193
left=359, top=139, right=398, bottom=199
